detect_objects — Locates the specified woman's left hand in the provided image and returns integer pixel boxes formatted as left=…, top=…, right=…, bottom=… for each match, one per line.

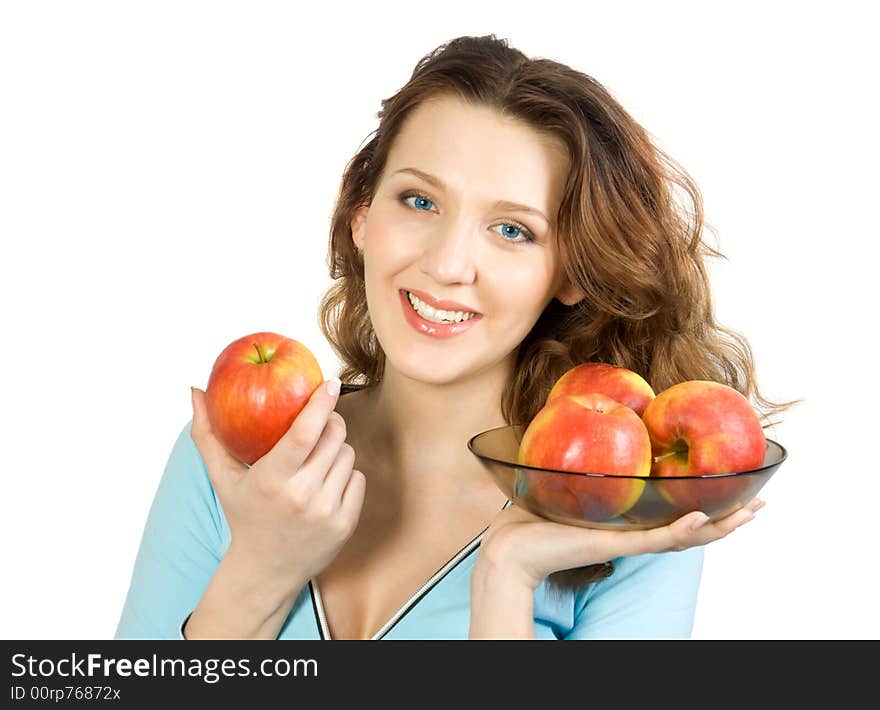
left=477, top=497, right=766, bottom=591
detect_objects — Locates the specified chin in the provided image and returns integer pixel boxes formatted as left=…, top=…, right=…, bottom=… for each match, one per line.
left=391, top=341, right=518, bottom=392
left=390, top=350, right=473, bottom=386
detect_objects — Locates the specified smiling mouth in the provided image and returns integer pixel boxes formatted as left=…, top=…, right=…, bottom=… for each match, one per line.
left=404, top=290, right=479, bottom=324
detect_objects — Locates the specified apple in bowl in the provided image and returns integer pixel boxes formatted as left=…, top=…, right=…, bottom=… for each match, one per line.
left=641, top=380, right=767, bottom=513
left=204, top=331, right=324, bottom=465
left=546, top=362, right=655, bottom=416
left=517, top=393, right=652, bottom=522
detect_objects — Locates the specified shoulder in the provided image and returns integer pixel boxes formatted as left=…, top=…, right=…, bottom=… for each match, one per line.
left=578, top=546, right=704, bottom=606
left=535, top=547, right=705, bottom=640
left=578, top=547, right=704, bottom=638
left=152, top=419, right=230, bottom=548
left=113, top=420, right=230, bottom=639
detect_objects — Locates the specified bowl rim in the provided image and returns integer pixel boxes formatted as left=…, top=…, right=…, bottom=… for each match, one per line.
left=467, top=424, right=788, bottom=480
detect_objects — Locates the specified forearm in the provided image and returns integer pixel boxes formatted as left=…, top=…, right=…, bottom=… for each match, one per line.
left=183, top=543, right=305, bottom=640
left=469, top=557, right=536, bottom=640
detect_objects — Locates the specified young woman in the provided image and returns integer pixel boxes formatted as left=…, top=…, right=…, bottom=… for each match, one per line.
left=115, top=35, right=785, bottom=640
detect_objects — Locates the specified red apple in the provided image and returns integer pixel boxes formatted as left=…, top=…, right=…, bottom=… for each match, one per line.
left=546, top=362, right=655, bottom=416
left=641, top=380, right=767, bottom=513
left=204, top=331, right=324, bottom=465
left=517, top=393, right=652, bottom=522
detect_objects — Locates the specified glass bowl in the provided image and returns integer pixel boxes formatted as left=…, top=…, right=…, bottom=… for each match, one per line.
left=467, top=424, right=787, bottom=531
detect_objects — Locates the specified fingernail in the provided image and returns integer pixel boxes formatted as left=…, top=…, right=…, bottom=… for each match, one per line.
left=749, top=499, right=766, bottom=512
left=690, top=513, right=710, bottom=531
left=326, top=377, right=341, bottom=397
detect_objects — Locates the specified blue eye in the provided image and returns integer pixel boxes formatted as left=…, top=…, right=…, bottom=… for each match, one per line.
left=402, top=193, right=436, bottom=211
left=493, top=224, right=528, bottom=241
left=398, top=190, right=537, bottom=244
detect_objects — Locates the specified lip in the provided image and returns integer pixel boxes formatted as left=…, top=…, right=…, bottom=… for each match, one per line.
left=399, top=290, right=482, bottom=339
left=405, top=288, right=481, bottom=315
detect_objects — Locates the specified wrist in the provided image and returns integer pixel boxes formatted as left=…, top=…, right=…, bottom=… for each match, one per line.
left=184, top=543, right=306, bottom=639
left=474, top=542, right=542, bottom=592
left=221, top=542, right=306, bottom=612
left=469, top=553, right=537, bottom=640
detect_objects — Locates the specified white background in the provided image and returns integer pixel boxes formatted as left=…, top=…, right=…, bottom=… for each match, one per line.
left=1, top=1, right=877, bottom=640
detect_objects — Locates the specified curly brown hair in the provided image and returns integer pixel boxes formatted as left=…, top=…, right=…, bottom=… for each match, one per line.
left=319, top=34, right=797, bottom=594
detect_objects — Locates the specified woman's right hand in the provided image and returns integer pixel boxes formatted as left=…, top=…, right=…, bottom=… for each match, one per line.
left=189, top=378, right=366, bottom=590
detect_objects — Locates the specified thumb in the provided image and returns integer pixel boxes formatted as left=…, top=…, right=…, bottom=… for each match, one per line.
left=189, top=387, right=247, bottom=490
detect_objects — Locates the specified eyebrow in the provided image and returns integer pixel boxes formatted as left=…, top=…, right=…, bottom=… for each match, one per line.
left=390, top=167, right=550, bottom=226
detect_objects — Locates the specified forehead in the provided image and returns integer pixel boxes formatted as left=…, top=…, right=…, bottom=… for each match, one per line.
left=383, top=94, right=570, bottom=215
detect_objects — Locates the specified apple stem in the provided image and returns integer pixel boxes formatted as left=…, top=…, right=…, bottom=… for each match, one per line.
left=652, top=451, right=680, bottom=463
left=252, top=342, right=269, bottom=364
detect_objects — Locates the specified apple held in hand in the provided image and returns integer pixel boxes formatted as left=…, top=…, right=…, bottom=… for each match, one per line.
left=641, top=380, right=767, bottom=514
left=546, top=362, right=655, bottom=416
left=518, top=393, right=652, bottom=522
left=204, top=331, right=324, bottom=465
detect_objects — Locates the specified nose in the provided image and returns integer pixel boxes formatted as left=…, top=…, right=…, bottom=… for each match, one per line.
left=419, top=217, right=478, bottom=285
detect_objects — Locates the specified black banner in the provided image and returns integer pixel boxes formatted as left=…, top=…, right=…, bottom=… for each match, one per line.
left=3, top=639, right=874, bottom=705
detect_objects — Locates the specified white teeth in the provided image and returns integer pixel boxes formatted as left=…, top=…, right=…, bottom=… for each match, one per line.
left=406, top=291, right=477, bottom=324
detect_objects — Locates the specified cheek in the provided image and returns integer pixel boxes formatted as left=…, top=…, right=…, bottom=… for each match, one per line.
left=363, top=212, right=422, bottom=271
left=484, top=256, right=558, bottom=317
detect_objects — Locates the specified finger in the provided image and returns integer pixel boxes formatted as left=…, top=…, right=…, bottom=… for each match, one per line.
left=585, top=511, right=721, bottom=559
left=338, top=468, right=367, bottom=534
left=293, top=411, right=349, bottom=491
left=662, top=505, right=759, bottom=551
left=543, top=500, right=763, bottom=572
left=189, top=387, right=247, bottom=492
left=260, top=378, right=342, bottom=474
left=315, top=442, right=357, bottom=508
left=702, top=503, right=761, bottom=537
left=746, top=497, right=766, bottom=513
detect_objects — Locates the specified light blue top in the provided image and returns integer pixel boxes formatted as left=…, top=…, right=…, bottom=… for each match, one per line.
left=114, top=407, right=704, bottom=640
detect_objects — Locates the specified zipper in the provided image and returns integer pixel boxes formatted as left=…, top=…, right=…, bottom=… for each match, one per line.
left=311, top=498, right=512, bottom=640
left=312, top=577, right=332, bottom=640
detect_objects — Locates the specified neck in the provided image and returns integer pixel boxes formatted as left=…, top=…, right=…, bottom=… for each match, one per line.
left=360, top=360, right=513, bottom=489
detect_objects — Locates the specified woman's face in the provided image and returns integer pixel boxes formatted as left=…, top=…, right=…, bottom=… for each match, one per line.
left=351, top=93, right=580, bottom=387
